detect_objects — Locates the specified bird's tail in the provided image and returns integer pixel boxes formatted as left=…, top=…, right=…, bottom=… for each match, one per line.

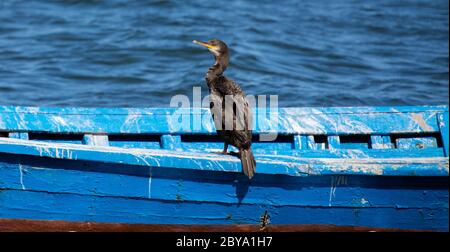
left=240, top=148, right=256, bottom=179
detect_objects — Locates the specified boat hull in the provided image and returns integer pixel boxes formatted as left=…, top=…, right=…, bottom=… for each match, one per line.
left=0, top=106, right=448, bottom=231
left=0, top=153, right=448, bottom=231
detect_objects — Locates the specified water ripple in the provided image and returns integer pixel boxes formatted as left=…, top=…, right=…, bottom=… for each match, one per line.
left=0, top=0, right=448, bottom=107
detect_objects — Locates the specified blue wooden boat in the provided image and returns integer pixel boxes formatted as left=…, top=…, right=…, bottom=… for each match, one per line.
left=0, top=105, right=448, bottom=231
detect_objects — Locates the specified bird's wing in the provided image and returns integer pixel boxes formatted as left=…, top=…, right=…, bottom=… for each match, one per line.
left=232, top=94, right=252, bottom=132
left=209, top=90, right=224, bottom=131
left=209, top=76, right=253, bottom=147
left=209, top=91, right=252, bottom=136
left=228, top=93, right=253, bottom=148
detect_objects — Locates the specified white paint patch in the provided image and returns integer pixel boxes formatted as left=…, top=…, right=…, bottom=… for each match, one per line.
left=329, top=185, right=336, bottom=207
left=361, top=198, right=369, bottom=205
left=328, top=176, right=347, bottom=207
left=18, top=163, right=26, bottom=190
left=338, top=117, right=373, bottom=134
left=0, top=137, right=448, bottom=176
left=148, top=168, right=152, bottom=199
left=286, top=115, right=326, bottom=134
left=52, top=116, right=68, bottom=126
left=410, top=113, right=433, bottom=131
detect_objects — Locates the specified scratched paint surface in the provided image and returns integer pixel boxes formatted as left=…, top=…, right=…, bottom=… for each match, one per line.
left=0, top=106, right=447, bottom=134
left=0, top=105, right=448, bottom=230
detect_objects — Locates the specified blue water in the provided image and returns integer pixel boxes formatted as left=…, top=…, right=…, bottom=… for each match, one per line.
left=0, top=0, right=448, bottom=107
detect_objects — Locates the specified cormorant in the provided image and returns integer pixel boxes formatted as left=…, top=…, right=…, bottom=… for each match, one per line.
left=193, top=39, right=256, bottom=179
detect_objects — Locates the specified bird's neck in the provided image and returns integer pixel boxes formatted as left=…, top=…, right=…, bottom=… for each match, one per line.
left=206, top=53, right=229, bottom=84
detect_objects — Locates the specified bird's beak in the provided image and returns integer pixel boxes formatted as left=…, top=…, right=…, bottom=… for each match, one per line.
left=193, top=40, right=216, bottom=50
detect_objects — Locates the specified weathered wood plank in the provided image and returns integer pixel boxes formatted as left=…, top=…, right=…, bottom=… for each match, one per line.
left=0, top=138, right=448, bottom=176
left=0, top=160, right=447, bottom=208
left=0, top=106, right=445, bottom=134
left=371, top=135, right=392, bottom=149
left=0, top=189, right=447, bottom=231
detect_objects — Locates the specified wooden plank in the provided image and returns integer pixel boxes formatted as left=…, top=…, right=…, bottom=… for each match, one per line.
left=0, top=189, right=447, bottom=231
left=0, top=160, right=447, bottom=208
left=0, top=138, right=447, bottom=177
left=2, top=136, right=447, bottom=159
left=287, top=148, right=444, bottom=158
left=108, top=134, right=161, bottom=149
left=371, top=135, right=392, bottom=149
left=0, top=107, right=444, bottom=135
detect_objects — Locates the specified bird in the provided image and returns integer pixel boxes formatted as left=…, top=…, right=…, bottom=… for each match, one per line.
left=193, top=39, right=256, bottom=179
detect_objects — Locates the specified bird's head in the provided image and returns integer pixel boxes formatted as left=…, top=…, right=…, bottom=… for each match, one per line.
left=193, top=39, right=228, bottom=57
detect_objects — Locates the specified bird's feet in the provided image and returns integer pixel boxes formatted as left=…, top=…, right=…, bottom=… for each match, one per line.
left=214, top=144, right=229, bottom=155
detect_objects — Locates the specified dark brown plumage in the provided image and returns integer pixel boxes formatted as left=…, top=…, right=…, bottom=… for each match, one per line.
left=193, top=39, right=256, bottom=179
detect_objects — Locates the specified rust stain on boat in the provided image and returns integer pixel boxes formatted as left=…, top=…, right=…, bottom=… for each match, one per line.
left=0, top=218, right=426, bottom=232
